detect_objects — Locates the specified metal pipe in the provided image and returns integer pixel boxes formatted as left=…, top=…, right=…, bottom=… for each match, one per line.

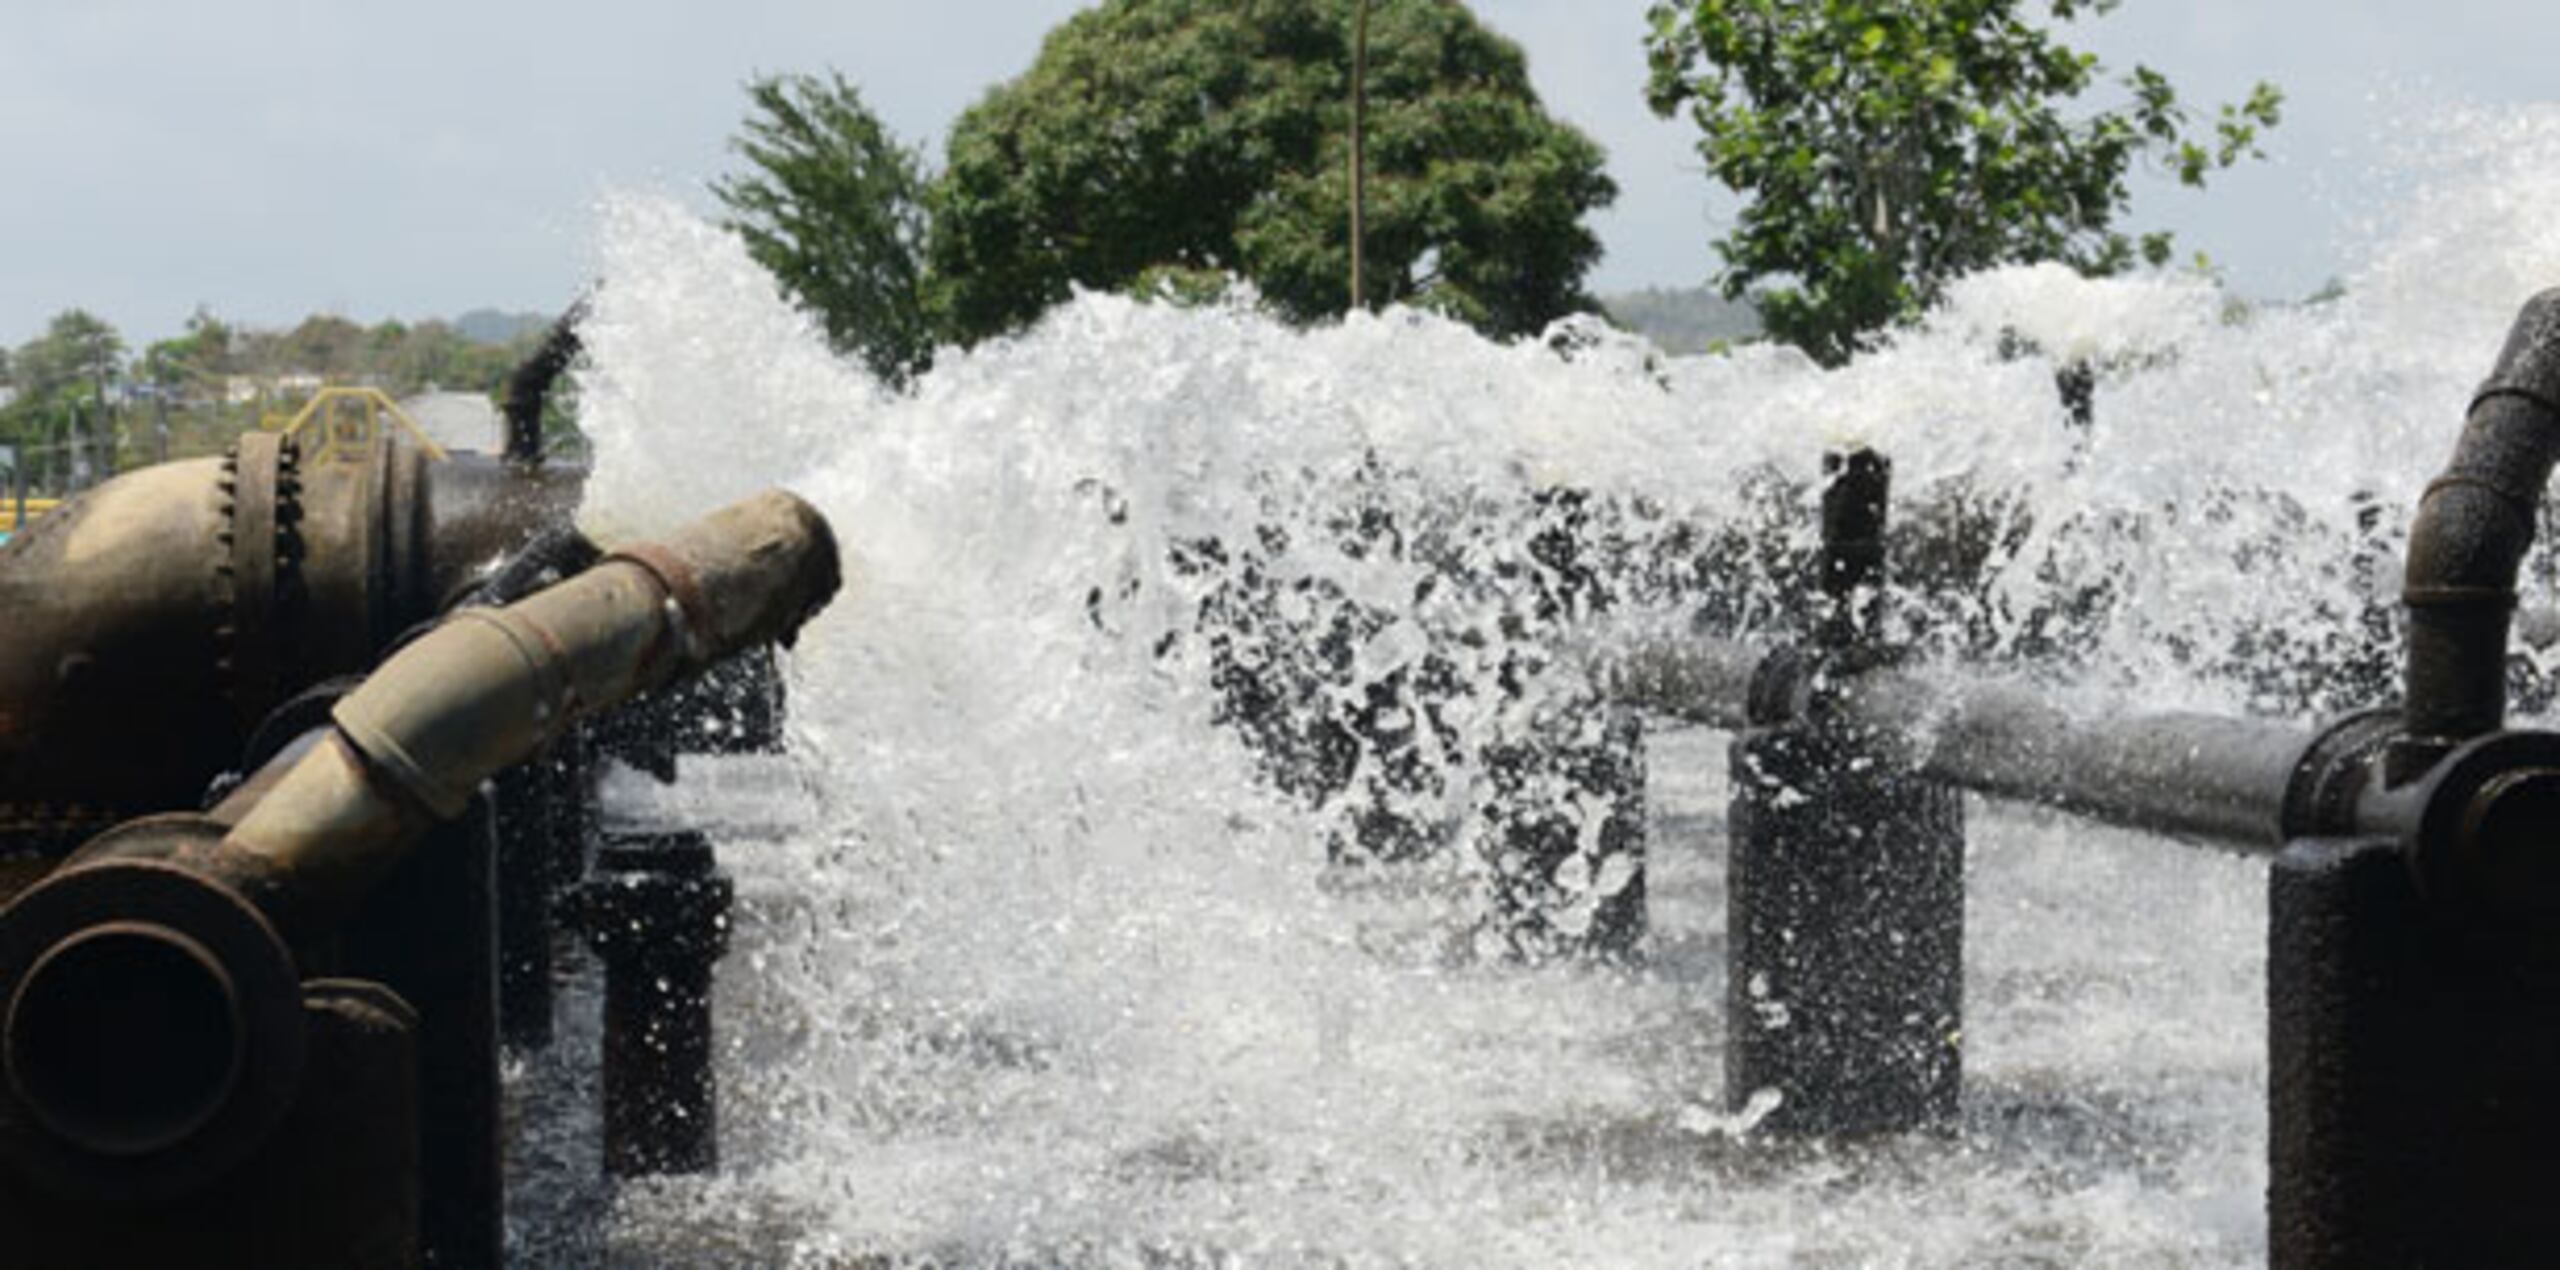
left=1615, top=636, right=2315, bottom=849
left=0, top=435, right=583, bottom=825
left=2397, top=288, right=2560, bottom=778
left=1843, top=672, right=2310, bottom=847
left=500, top=302, right=585, bottom=465
left=574, top=828, right=731, bottom=1176
left=215, top=488, right=839, bottom=937
left=0, top=489, right=838, bottom=1178
left=1608, top=635, right=1758, bottom=731
left=1818, top=448, right=1889, bottom=648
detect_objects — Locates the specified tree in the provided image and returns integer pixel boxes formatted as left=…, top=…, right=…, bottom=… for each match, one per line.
left=6, top=311, right=123, bottom=427
left=2, top=310, right=125, bottom=484
left=1643, top=0, right=2281, bottom=365
left=714, top=71, right=934, bottom=387
left=283, top=314, right=367, bottom=380
left=925, top=0, right=1617, bottom=344
left=141, top=307, right=237, bottom=396
left=11, top=311, right=123, bottom=401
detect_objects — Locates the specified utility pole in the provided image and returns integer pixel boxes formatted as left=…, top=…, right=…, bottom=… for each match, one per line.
left=1349, top=0, right=1369, bottom=312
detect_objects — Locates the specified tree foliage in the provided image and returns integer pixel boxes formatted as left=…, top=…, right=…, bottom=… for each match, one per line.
left=1643, top=0, right=2282, bottom=364
left=1, top=310, right=126, bottom=479
left=714, top=71, right=934, bottom=387
left=925, top=0, right=1617, bottom=344
left=3, top=310, right=123, bottom=432
left=9, top=310, right=123, bottom=403
left=141, top=308, right=237, bottom=395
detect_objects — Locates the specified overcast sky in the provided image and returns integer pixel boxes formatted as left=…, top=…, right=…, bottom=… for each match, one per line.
left=4, top=1, right=2554, bottom=348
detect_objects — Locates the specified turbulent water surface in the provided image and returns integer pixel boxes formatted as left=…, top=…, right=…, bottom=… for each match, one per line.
left=509, top=103, right=2560, bottom=1267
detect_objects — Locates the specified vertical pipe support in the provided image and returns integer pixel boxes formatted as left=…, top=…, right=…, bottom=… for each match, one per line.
left=572, top=828, right=731, bottom=1176
left=2267, top=832, right=2560, bottom=1266
left=340, top=795, right=502, bottom=1270
left=1725, top=449, right=1967, bottom=1136
left=494, top=739, right=589, bottom=1052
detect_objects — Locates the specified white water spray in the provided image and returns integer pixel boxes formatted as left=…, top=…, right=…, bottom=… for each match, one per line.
left=514, top=102, right=2560, bottom=1266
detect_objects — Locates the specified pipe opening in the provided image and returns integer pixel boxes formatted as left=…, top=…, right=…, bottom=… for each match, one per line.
left=5, top=921, right=246, bottom=1157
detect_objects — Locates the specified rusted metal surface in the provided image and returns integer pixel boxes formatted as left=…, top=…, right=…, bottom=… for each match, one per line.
left=0, top=976, right=422, bottom=1268
left=0, top=486, right=838, bottom=1233
left=339, top=799, right=503, bottom=1268
left=0, top=459, right=242, bottom=819
left=0, top=435, right=580, bottom=828
left=0, top=841, right=305, bottom=1200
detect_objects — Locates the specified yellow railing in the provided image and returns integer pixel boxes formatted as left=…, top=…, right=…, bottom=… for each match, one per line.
left=0, top=499, right=60, bottom=534
left=260, top=386, right=450, bottom=464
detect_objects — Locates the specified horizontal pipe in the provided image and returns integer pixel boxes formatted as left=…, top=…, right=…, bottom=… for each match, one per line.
left=1613, top=637, right=2315, bottom=850
left=1608, top=633, right=1760, bottom=731
left=1844, top=673, right=2310, bottom=848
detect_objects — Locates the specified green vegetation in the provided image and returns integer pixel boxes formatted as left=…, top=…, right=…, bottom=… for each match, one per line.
left=926, top=0, right=1615, bottom=344
left=1599, top=285, right=1763, bottom=354
left=713, top=2, right=1618, bottom=363
left=1, top=310, right=125, bottom=484
left=0, top=307, right=555, bottom=490
left=1643, top=0, right=2281, bottom=365
left=715, top=72, right=934, bottom=387
left=4, top=309, right=123, bottom=421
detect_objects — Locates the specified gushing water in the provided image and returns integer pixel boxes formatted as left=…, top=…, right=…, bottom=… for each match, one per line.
left=514, top=103, right=2560, bottom=1266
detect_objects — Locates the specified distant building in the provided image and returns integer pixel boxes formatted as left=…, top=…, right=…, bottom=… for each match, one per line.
left=224, top=372, right=328, bottom=405
left=399, top=391, right=503, bottom=453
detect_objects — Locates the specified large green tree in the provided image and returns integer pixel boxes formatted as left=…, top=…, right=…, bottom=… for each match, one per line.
left=714, top=71, right=934, bottom=387
left=925, top=0, right=1617, bottom=343
left=1644, top=0, right=2281, bottom=365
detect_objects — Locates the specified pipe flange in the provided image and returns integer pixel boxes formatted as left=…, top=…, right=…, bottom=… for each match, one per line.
left=0, top=848, right=305, bottom=1202
left=237, top=676, right=365, bottom=778
left=2403, top=729, right=2560, bottom=924
left=1745, top=646, right=1814, bottom=727
left=2280, top=707, right=2401, bottom=839
left=215, top=431, right=305, bottom=728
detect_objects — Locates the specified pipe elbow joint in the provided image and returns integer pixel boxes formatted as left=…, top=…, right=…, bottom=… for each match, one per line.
left=610, top=489, right=842, bottom=668
left=2474, top=287, right=2560, bottom=417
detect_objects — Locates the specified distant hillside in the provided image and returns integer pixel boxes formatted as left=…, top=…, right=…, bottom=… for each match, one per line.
left=1598, top=286, right=1761, bottom=354
left=451, top=308, right=552, bottom=345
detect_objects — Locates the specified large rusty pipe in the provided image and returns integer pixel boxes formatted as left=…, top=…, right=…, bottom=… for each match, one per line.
left=0, top=489, right=837, bottom=1181
left=2396, top=289, right=2560, bottom=779
left=0, top=435, right=582, bottom=828
left=1614, top=636, right=2318, bottom=849
left=213, top=487, right=837, bottom=934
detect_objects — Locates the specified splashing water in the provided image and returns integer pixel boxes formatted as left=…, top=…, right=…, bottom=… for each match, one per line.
left=514, top=103, right=2560, bottom=1266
